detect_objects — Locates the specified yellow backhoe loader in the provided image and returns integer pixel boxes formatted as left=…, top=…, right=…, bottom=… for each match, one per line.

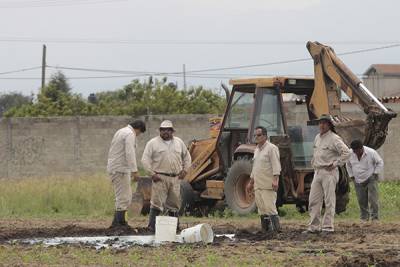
left=131, top=41, right=397, bottom=216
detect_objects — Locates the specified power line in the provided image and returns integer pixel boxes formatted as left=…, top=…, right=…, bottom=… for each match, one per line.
left=2, top=43, right=399, bottom=82
left=187, top=58, right=312, bottom=74
left=185, top=43, right=400, bottom=74
left=46, top=65, right=318, bottom=77
left=0, top=72, right=387, bottom=81
left=0, top=0, right=126, bottom=8
left=1, top=37, right=400, bottom=45
left=1, top=0, right=107, bottom=3
left=45, top=43, right=400, bottom=76
left=47, top=65, right=155, bottom=75
left=338, top=43, right=400, bottom=56
left=0, top=66, right=41, bottom=75
left=0, top=74, right=233, bottom=80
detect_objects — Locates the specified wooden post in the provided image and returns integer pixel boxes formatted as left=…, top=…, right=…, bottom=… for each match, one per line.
left=41, top=44, right=46, bottom=89
left=183, top=64, right=187, bottom=90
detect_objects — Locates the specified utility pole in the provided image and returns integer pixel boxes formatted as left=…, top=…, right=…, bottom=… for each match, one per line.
left=41, top=44, right=46, bottom=89
left=183, top=64, right=187, bottom=90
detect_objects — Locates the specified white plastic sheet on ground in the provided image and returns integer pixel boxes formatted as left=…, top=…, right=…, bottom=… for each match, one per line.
left=12, top=234, right=236, bottom=250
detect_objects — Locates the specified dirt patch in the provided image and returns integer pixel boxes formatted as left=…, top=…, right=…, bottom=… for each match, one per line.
left=2, top=219, right=400, bottom=243
left=234, top=228, right=277, bottom=241
left=335, top=251, right=400, bottom=267
left=0, top=219, right=399, bottom=266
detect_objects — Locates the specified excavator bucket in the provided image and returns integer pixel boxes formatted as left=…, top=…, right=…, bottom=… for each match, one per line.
left=363, top=111, right=397, bottom=149
left=332, top=117, right=366, bottom=147
left=331, top=109, right=396, bottom=150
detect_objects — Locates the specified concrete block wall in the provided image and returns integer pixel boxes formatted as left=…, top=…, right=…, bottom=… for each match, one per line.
left=378, top=103, right=400, bottom=180
left=0, top=105, right=399, bottom=180
left=0, top=115, right=214, bottom=178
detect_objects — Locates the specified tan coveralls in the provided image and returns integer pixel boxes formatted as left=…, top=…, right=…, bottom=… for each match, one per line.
left=250, top=141, right=282, bottom=215
left=107, top=125, right=138, bottom=211
left=308, top=130, right=350, bottom=231
left=141, top=136, right=191, bottom=212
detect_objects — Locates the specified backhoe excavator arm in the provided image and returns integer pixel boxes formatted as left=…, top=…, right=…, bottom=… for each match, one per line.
left=307, top=41, right=397, bottom=149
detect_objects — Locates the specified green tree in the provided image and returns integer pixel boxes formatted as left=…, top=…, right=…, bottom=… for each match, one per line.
left=40, top=71, right=72, bottom=102
left=183, top=87, right=226, bottom=114
left=0, top=92, right=32, bottom=117
left=5, top=71, right=89, bottom=117
left=5, top=75, right=226, bottom=117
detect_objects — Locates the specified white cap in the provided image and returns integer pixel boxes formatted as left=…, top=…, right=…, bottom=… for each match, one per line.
left=160, top=120, right=174, bottom=129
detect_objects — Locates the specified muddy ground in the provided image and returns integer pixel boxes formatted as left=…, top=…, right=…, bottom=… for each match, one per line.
left=0, top=218, right=399, bottom=266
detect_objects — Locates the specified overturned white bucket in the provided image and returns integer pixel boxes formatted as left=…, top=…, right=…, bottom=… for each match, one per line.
left=180, top=223, right=214, bottom=243
left=155, top=216, right=178, bottom=242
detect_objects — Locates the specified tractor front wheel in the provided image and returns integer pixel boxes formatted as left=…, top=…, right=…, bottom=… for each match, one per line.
left=224, top=160, right=256, bottom=215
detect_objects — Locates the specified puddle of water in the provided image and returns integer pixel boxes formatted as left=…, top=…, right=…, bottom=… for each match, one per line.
left=11, top=234, right=235, bottom=250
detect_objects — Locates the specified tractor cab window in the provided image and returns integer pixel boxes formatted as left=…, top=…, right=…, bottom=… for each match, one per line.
left=282, top=93, right=319, bottom=168
left=225, top=92, right=254, bottom=129
left=287, top=125, right=319, bottom=168
left=254, top=89, right=284, bottom=136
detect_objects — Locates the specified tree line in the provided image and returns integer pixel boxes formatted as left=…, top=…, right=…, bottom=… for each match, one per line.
left=1, top=72, right=226, bottom=117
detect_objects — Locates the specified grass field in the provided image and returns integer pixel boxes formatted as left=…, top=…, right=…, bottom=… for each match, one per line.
left=0, top=175, right=115, bottom=219
left=1, top=175, right=399, bottom=220
left=0, top=176, right=399, bottom=266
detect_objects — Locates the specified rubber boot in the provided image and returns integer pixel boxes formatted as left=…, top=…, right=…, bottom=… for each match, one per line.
left=260, top=215, right=267, bottom=233
left=263, top=215, right=274, bottom=232
left=111, top=211, right=119, bottom=227
left=168, top=210, right=180, bottom=232
left=110, top=210, right=128, bottom=227
left=118, top=210, right=128, bottom=226
left=148, top=208, right=161, bottom=233
left=270, top=215, right=281, bottom=232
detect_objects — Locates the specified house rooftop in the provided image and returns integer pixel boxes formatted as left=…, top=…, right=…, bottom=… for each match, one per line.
left=364, top=64, right=400, bottom=76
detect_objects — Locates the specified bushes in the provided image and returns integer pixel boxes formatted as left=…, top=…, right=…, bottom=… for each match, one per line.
left=5, top=73, right=226, bottom=117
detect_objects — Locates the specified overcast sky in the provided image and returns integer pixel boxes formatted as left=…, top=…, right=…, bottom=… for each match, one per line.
left=0, top=0, right=399, bottom=97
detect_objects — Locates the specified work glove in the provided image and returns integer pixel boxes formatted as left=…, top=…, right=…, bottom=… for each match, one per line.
left=371, top=173, right=379, bottom=181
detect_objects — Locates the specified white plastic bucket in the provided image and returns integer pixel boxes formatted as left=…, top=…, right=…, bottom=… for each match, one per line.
left=155, top=216, right=178, bottom=242
left=180, top=223, right=214, bottom=243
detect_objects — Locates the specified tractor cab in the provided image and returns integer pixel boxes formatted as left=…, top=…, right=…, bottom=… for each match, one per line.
left=218, top=77, right=317, bottom=170
left=218, top=77, right=321, bottom=214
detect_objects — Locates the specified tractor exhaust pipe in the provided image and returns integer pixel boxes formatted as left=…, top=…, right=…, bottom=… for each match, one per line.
left=221, top=83, right=230, bottom=103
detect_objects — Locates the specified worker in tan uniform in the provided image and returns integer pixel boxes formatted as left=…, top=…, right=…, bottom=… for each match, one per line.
left=142, top=120, right=192, bottom=233
left=107, top=120, right=146, bottom=228
left=305, top=114, right=350, bottom=233
left=247, top=126, right=282, bottom=232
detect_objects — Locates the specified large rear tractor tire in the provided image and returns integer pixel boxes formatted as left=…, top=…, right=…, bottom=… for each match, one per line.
left=224, top=160, right=256, bottom=215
